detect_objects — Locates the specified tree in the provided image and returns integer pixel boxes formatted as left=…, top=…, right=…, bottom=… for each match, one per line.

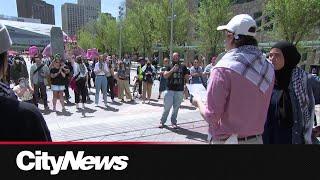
left=124, top=0, right=159, bottom=58
left=265, top=0, right=320, bottom=45
left=77, top=28, right=95, bottom=50
left=154, top=0, right=190, bottom=48
left=77, top=14, right=119, bottom=54
left=196, top=0, right=232, bottom=61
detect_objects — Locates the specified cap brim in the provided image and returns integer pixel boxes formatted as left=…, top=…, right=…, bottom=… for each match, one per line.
left=217, top=25, right=227, bottom=31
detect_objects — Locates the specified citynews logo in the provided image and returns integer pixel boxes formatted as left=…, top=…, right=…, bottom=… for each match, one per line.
left=16, top=151, right=129, bottom=175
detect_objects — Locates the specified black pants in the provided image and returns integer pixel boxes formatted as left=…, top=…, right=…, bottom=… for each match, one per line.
left=107, top=76, right=115, bottom=100
left=91, top=72, right=96, bottom=87
left=64, top=84, right=70, bottom=99
left=75, top=77, right=87, bottom=104
left=87, top=74, right=92, bottom=89
left=138, top=79, right=143, bottom=95
left=33, top=83, right=48, bottom=107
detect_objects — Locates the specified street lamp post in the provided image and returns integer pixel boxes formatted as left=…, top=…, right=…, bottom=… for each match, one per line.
left=169, top=0, right=174, bottom=63
left=119, top=6, right=124, bottom=60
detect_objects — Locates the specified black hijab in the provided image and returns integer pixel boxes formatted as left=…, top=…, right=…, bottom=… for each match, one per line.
left=272, top=41, right=301, bottom=89
left=271, top=41, right=301, bottom=128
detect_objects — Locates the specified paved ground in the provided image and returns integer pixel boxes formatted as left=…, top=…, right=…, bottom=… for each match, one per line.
left=24, top=57, right=320, bottom=143
left=28, top=58, right=208, bottom=143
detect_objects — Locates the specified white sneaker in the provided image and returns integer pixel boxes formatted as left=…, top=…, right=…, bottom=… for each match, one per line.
left=76, top=104, right=79, bottom=109
left=82, top=103, right=86, bottom=108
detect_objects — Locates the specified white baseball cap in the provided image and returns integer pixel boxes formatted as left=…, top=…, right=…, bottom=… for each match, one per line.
left=0, top=22, right=12, bottom=54
left=217, top=14, right=257, bottom=37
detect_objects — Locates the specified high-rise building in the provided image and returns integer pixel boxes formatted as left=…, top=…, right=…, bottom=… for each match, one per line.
left=61, top=1, right=101, bottom=36
left=16, top=0, right=55, bottom=25
left=78, top=0, right=101, bottom=22
left=62, top=3, right=85, bottom=36
left=78, top=0, right=101, bottom=12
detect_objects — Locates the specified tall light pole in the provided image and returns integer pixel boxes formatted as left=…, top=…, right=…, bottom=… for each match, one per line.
left=169, top=0, right=174, bottom=63
left=119, top=5, right=124, bottom=60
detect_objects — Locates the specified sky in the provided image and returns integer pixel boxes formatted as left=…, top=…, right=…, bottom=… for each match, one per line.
left=0, top=0, right=125, bottom=27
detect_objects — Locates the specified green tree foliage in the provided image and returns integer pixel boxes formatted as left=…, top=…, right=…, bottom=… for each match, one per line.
left=153, top=0, right=190, bottom=48
left=77, top=14, right=118, bottom=54
left=197, top=0, right=232, bottom=59
left=265, top=0, right=320, bottom=45
left=124, top=0, right=158, bottom=58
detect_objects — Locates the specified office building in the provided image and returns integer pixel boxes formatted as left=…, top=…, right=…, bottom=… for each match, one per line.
left=16, top=0, right=55, bottom=25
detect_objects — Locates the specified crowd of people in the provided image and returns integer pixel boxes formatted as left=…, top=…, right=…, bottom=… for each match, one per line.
left=1, top=13, right=320, bottom=144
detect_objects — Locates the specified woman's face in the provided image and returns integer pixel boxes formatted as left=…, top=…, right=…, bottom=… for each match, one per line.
left=269, top=48, right=285, bottom=70
left=54, top=60, right=61, bottom=68
left=163, top=59, right=169, bottom=65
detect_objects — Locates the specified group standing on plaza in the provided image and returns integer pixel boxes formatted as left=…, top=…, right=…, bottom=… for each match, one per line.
left=1, top=13, right=320, bottom=144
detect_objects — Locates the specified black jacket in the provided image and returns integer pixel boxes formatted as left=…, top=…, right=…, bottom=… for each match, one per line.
left=0, top=82, right=52, bottom=141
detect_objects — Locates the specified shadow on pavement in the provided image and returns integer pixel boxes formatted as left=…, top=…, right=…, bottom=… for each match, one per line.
left=164, top=126, right=208, bottom=143
left=65, top=101, right=75, bottom=107
left=80, top=108, right=96, bottom=118
left=76, top=107, right=97, bottom=114
left=40, top=108, right=54, bottom=115
left=124, top=100, right=138, bottom=105
left=110, top=101, right=122, bottom=106
left=149, top=99, right=158, bottom=102
left=97, top=106, right=119, bottom=112
left=56, top=110, right=73, bottom=117
left=148, top=102, right=197, bottom=110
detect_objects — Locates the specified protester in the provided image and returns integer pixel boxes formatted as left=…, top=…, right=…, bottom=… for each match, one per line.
left=106, top=56, right=115, bottom=102
left=0, top=22, right=51, bottom=141
left=50, top=57, right=66, bottom=112
left=10, top=56, right=29, bottom=85
left=262, top=41, right=320, bottom=144
left=142, top=59, right=156, bottom=104
left=123, top=54, right=131, bottom=76
left=84, top=58, right=92, bottom=89
left=64, top=58, right=74, bottom=101
left=158, top=58, right=169, bottom=99
left=73, top=56, right=88, bottom=109
left=190, top=59, right=204, bottom=85
left=117, top=61, right=133, bottom=102
left=159, top=52, right=190, bottom=129
left=13, top=77, right=34, bottom=104
left=136, top=57, right=145, bottom=99
left=60, top=60, right=71, bottom=102
left=93, top=55, right=109, bottom=107
left=29, top=53, right=49, bottom=109
left=192, top=14, right=275, bottom=144
left=91, top=57, right=98, bottom=87
left=203, top=56, right=217, bottom=88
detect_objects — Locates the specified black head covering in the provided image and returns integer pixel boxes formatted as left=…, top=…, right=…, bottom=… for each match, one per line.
left=272, top=41, right=301, bottom=89
left=270, top=41, right=301, bottom=128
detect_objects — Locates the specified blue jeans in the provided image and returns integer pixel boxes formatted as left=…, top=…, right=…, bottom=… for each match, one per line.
left=95, top=75, right=108, bottom=105
left=160, top=90, right=184, bottom=125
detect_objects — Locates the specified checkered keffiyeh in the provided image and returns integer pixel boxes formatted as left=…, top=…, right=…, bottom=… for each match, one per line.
left=292, top=67, right=311, bottom=129
left=214, top=45, right=274, bottom=93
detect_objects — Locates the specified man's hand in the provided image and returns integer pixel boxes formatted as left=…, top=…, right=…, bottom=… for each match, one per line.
left=191, top=95, right=201, bottom=108
left=172, top=64, right=179, bottom=72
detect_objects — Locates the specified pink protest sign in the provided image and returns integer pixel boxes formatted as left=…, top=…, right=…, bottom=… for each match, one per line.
left=29, top=46, right=39, bottom=58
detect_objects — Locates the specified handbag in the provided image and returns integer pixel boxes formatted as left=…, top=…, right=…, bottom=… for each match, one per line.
left=70, top=73, right=80, bottom=92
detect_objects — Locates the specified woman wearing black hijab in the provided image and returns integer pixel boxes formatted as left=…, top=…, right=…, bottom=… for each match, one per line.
left=263, top=41, right=320, bottom=144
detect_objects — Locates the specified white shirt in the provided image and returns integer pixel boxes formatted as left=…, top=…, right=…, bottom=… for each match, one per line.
left=73, top=63, right=88, bottom=78
left=94, top=62, right=110, bottom=76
